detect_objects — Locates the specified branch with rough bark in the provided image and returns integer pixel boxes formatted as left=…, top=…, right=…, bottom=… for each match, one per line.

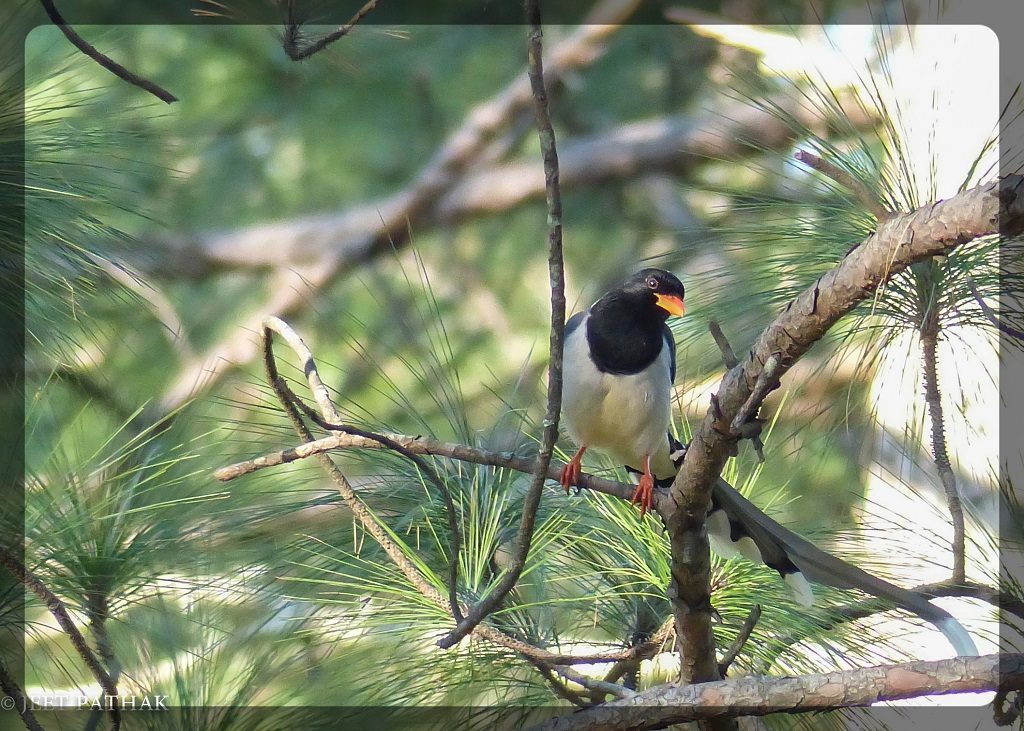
left=531, top=653, right=1024, bottom=731
left=665, top=174, right=1024, bottom=688
left=0, top=659, right=44, bottom=731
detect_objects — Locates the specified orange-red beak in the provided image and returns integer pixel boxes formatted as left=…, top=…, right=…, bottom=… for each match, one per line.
left=654, top=293, right=686, bottom=317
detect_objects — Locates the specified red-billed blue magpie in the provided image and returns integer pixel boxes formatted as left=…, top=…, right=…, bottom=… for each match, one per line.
left=557, top=268, right=976, bottom=657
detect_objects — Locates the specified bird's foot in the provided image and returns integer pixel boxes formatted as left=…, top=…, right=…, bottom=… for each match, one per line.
left=560, top=449, right=585, bottom=495
left=630, top=472, right=655, bottom=518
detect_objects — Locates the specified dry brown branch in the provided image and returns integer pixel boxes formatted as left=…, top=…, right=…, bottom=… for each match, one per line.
left=666, top=174, right=1024, bottom=687
left=794, top=149, right=892, bottom=222
left=214, top=429, right=639, bottom=504
left=147, top=97, right=873, bottom=279
left=39, top=0, right=177, bottom=104
left=718, top=604, right=762, bottom=677
left=708, top=319, right=739, bottom=369
left=0, top=546, right=120, bottom=731
left=532, top=653, right=1024, bottom=731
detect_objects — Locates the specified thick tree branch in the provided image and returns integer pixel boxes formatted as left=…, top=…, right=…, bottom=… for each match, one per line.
left=147, top=95, right=872, bottom=279
left=39, top=0, right=177, bottom=104
left=533, top=653, right=1024, bottom=731
left=665, top=174, right=1024, bottom=688
left=436, top=0, right=566, bottom=649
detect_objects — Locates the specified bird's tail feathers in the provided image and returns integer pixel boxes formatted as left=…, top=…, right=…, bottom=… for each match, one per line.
left=622, top=434, right=975, bottom=656
left=711, top=479, right=978, bottom=657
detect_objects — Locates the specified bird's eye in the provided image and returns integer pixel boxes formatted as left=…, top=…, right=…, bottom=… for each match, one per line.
left=646, top=277, right=658, bottom=289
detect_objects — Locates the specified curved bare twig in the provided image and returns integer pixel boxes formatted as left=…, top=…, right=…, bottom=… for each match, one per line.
left=39, top=0, right=177, bottom=103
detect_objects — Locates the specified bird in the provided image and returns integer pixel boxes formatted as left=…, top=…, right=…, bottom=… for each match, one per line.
left=557, top=267, right=977, bottom=658
left=559, top=268, right=685, bottom=518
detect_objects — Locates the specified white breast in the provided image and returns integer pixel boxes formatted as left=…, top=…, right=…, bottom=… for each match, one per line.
left=561, top=313, right=674, bottom=475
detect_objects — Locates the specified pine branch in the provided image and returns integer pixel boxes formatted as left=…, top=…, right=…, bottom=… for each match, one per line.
left=532, top=653, right=1024, bottom=731
left=214, top=427, right=639, bottom=505
left=920, top=315, right=966, bottom=583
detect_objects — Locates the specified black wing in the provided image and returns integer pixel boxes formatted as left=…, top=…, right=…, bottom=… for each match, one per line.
left=564, top=310, right=586, bottom=338
left=662, top=323, right=676, bottom=383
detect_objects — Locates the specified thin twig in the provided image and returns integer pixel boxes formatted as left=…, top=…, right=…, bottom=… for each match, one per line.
left=531, top=659, right=592, bottom=707
left=756, top=578, right=1022, bottom=675
left=214, top=429, right=640, bottom=504
left=282, top=0, right=379, bottom=61
left=709, top=319, right=739, bottom=369
left=717, top=604, right=761, bottom=677
left=920, top=315, right=966, bottom=584
left=0, top=658, right=45, bottom=731
left=553, top=664, right=636, bottom=701
left=39, top=0, right=177, bottom=104
left=966, top=274, right=1024, bottom=341
left=284, top=388, right=465, bottom=623
left=730, top=353, right=780, bottom=434
left=262, top=317, right=464, bottom=622
left=601, top=616, right=675, bottom=685
left=0, top=546, right=120, bottom=731
left=437, top=0, right=566, bottom=649
left=794, top=149, right=891, bottom=222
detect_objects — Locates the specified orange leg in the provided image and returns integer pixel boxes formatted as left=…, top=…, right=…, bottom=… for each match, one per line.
left=630, top=454, right=655, bottom=518
left=559, top=446, right=586, bottom=494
